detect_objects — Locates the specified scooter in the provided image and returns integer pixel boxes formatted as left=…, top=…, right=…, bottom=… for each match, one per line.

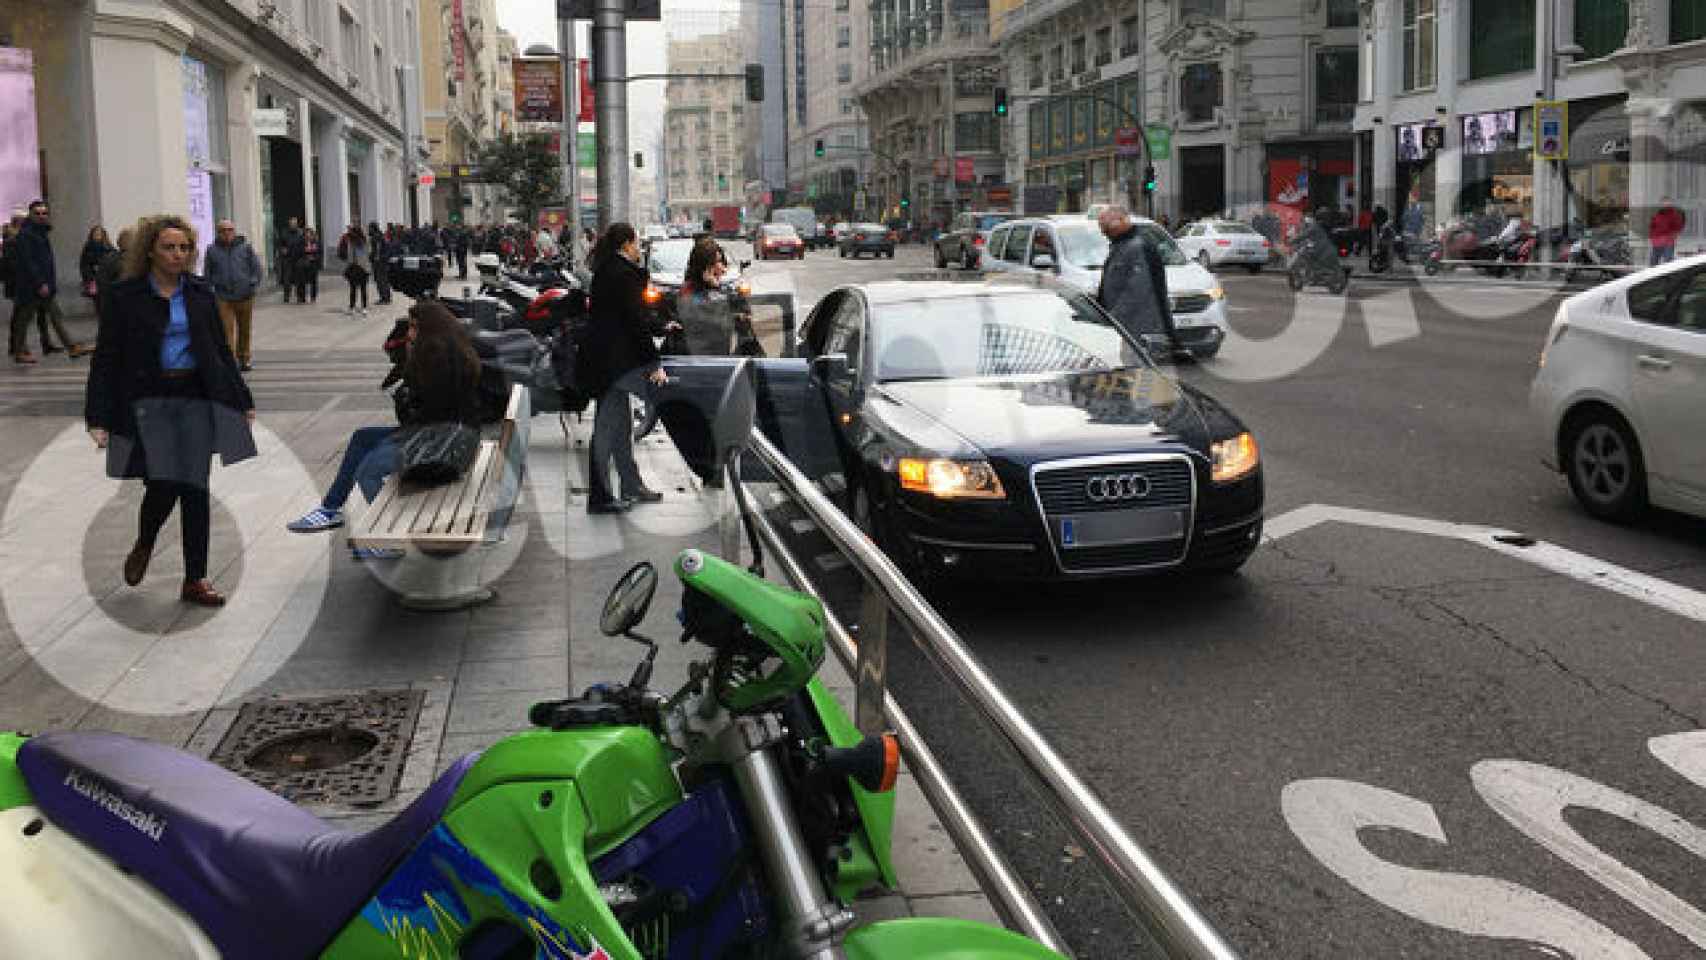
left=1368, top=223, right=1410, bottom=274
left=0, top=364, right=1063, bottom=960
left=1287, top=235, right=1350, bottom=294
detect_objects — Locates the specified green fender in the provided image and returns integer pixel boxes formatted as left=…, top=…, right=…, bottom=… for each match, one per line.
left=805, top=678, right=898, bottom=898
left=844, top=918, right=1068, bottom=959
left=0, top=733, right=30, bottom=813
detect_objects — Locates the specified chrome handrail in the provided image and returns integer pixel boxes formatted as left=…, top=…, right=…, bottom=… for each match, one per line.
left=737, top=429, right=1241, bottom=960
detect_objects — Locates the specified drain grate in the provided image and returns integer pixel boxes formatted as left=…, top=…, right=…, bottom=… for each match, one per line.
left=210, top=689, right=426, bottom=805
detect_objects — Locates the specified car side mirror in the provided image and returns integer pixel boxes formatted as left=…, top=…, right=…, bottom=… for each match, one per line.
left=1031, top=253, right=1056, bottom=270
left=811, top=352, right=851, bottom=384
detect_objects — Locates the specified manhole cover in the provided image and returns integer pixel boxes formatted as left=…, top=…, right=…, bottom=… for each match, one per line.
left=210, top=690, right=426, bottom=805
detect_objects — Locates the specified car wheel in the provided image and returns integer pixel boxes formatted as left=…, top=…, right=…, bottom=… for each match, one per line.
left=840, top=248, right=848, bottom=258
left=1197, top=250, right=1212, bottom=270
left=1287, top=264, right=1306, bottom=291
left=1564, top=410, right=1648, bottom=522
left=935, top=246, right=947, bottom=269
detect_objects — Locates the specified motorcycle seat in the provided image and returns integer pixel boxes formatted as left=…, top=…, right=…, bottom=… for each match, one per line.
left=471, top=328, right=538, bottom=358
left=16, top=731, right=482, bottom=960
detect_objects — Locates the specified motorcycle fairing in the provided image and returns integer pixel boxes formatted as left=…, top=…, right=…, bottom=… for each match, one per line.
left=0, top=732, right=28, bottom=812
left=15, top=730, right=481, bottom=960
left=804, top=678, right=899, bottom=897
left=844, top=917, right=1067, bottom=959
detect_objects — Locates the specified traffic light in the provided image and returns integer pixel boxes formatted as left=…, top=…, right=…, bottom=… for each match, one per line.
left=899, top=196, right=910, bottom=209
left=1143, top=163, right=1157, bottom=194
left=745, top=63, right=764, bottom=103
left=993, top=86, right=1008, bottom=117
left=717, top=172, right=727, bottom=189
left=814, top=139, right=825, bottom=158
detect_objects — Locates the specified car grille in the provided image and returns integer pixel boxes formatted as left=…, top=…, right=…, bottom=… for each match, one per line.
left=1033, top=460, right=1194, bottom=515
left=1172, top=294, right=1213, bottom=315
left=1057, top=540, right=1189, bottom=572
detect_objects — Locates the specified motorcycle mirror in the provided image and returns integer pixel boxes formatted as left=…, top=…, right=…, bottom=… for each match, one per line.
left=600, top=561, right=659, bottom=637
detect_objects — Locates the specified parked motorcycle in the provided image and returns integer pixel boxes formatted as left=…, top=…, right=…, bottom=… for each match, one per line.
left=0, top=364, right=1063, bottom=959
left=1425, top=220, right=1506, bottom=276
left=1288, top=234, right=1350, bottom=294
left=1561, top=227, right=1633, bottom=283
left=1368, top=223, right=1411, bottom=274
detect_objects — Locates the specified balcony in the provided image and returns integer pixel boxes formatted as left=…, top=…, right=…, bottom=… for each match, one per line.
left=999, top=0, right=1075, bottom=41
left=856, top=16, right=993, bottom=97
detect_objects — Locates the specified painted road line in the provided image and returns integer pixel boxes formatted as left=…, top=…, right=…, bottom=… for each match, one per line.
left=1262, top=503, right=1706, bottom=624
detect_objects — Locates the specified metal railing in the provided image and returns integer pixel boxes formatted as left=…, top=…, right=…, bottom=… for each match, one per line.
left=726, top=427, right=1241, bottom=960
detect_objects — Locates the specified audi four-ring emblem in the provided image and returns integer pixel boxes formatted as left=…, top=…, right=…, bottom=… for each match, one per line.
left=1085, top=473, right=1152, bottom=502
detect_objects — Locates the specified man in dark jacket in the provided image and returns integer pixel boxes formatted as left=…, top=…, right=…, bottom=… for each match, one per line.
left=1095, top=206, right=1178, bottom=355
left=583, top=225, right=666, bottom=513
left=13, top=200, right=89, bottom=359
left=203, top=220, right=264, bottom=370
left=368, top=222, right=393, bottom=304
left=279, top=217, right=305, bottom=303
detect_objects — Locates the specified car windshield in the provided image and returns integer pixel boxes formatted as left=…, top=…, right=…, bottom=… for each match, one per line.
left=763, top=224, right=798, bottom=237
left=1139, top=224, right=1188, bottom=265
left=647, top=240, right=694, bottom=276
left=976, top=214, right=1014, bottom=231
left=873, top=291, right=1148, bottom=381
left=1055, top=223, right=1110, bottom=269
left=855, top=224, right=886, bottom=234
left=1213, top=223, right=1258, bottom=235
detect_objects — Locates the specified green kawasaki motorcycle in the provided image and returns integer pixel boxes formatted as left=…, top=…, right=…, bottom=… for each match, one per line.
left=0, top=534, right=1063, bottom=959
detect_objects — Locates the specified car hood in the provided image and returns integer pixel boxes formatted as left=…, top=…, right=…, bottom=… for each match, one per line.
left=1054, top=262, right=1216, bottom=297
left=873, top=369, right=1229, bottom=465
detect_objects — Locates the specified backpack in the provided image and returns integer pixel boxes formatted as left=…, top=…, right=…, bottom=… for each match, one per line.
left=549, top=317, right=594, bottom=414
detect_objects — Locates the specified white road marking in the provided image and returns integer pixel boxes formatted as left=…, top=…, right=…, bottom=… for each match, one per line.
left=1649, top=730, right=1706, bottom=791
left=1262, top=504, right=1706, bottom=624
left=1360, top=284, right=1424, bottom=348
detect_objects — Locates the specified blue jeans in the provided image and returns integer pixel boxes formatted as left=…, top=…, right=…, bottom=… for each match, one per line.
left=323, top=426, right=398, bottom=510
left=1651, top=244, right=1677, bottom=266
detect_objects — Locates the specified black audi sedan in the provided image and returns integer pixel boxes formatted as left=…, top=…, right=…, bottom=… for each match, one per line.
left=657, top=278, right=1263, bottom=579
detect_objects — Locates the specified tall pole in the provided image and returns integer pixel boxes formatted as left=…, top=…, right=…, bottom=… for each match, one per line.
left=558, top=12, right=581, bottom=265
left=593, top=0, right=629, bottom=228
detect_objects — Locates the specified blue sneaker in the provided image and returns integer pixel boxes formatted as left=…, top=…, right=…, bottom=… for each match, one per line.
left=351, top=546, right=405, bottom=561
left=286, top=507, right=345, bottom=533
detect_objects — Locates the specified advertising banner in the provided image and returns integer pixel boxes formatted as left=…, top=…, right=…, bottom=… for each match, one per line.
left=955, top=156, right=975, bottom=183
left=186, top=170, right=214, bottom=268
left=1534, top=99, right=1567, bottom=161
left=0, top=48, right=40, bottom=218
left=578, top=131, right=597, bottom=168
left=1115, top=126, right=1141, bottom=158
left=1143, top=124, right=1171, bottom=160
left=578, top=59, right=594, bottom=123
left=253, top=108, right=289, bottom=137
left=452, top=0, right=466, bottom=81
left=513, top=58, right=564, bottom=123
left=181, top=56, right=211, bottom=170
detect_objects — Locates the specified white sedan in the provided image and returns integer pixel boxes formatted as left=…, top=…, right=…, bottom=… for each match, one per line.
left=1530, top=255, right=1706, bottom=521
left=1173, top=220, right=1272, bottom=273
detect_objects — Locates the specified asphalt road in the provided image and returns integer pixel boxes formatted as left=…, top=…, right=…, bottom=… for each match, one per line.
left=744, top=244, right=1706, bottom=959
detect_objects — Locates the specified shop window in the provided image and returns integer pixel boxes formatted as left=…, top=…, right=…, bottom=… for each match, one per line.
left=1403, top=0, right=1436, bottom=90
left=1029, top=103, right=1047, bottom=156
left=1327, top=0, right=1358, bottom=28
left=1574, top=0, right=1626, bottom=59
left=1181, top=0, right=1225, bottom=19
left=1675, top=0, right=1706, bottom=43
left=1180, top=63, right=1222, bottom=124
left=1469, top=0, right=1534, bottom=79
left=1094, top=27, right=1112, bottom=66
left=1028, top=53, right=1044, bottom=89
left=1315, top=48, right=1358, bottom=127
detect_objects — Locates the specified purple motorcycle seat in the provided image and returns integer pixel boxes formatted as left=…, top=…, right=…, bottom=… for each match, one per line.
left=17, top=731, right=481, bottom=960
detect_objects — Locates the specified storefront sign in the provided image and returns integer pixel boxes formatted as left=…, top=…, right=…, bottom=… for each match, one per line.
left=417, top=170, right=436, bottom=187
left=955, top=156, right=975, bottom=183
left=1115, top=126, right=1141, bottom=158
left=578, top=59, right=594, bottom=123
left=452, top=0, right=467, bottom=81
left=578, top=131, right=597, bottom=168
left=513, top=57, right=563, bottom=123
left=986, top=185, right=1012, bottom=204
left=186, top=169, right=214, bottom=265
left=253, top=108, right=289, bottom=138
left=1531, top=101, right=1566, bottom=159
left=1144, top=124, right=1171, bottom=160
left=1462, top=110, right=1519, bottom=156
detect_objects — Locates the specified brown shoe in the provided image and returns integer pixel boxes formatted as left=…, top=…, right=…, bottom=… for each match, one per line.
left=123, top=541, right=152, bottom=586
left=67, top=343, right=93, bottom=358
left=12, top=352, right=37, bottom=365
left=180, top=579, right=226, bottom=607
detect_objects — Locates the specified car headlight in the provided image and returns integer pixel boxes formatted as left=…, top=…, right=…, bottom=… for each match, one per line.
left=1206, top=285, right=1226, bottom=301
left=735, top=280, right=752, bottom=296
left=643, top=285, right=662, bottom=305
left=1211, top=432, right=1259, bottom=484
left=897, top=458, right=1006, bottom=500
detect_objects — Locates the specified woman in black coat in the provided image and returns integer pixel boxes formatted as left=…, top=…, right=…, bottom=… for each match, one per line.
left=582, top=222, right=667, bottom=513
left=85, top=214, right=257, bottom=607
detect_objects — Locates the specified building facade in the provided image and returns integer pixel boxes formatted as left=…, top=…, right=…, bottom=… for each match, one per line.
left=418, top=0, right=506, bottom=227
left=0, top=0, right=426, bottom=292
left=663, top=32, right=747, bottom=224
left=1000, top=0, right=1363, bottom=222
left=739, top=0, right=788, bottom=198
left=1357, top=0, right=1706, bottom=257
left=856, top=0, right=1005, bottom=223
left=783, top=0, right=871, bottom=218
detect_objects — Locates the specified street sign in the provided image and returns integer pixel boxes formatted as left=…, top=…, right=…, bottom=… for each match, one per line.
left=417, top=170, right=436, bottom=187
left=1143, top=124, right=1171, bottom=161
left=1534, top=99, right=1567, bottom=161
left=1114, top=126, right=1141, bottom=158
left=253, top=108, right=288, bottom=137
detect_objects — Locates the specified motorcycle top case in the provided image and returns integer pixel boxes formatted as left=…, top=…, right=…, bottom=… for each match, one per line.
left=387, top=255, right=444, bottom=299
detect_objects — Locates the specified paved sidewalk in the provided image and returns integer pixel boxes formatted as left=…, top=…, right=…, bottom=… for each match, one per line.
left=0, top=275, right=998, bottom=931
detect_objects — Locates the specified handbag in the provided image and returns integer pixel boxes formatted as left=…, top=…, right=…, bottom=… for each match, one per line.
left=395, top=421, right=480, bottom=485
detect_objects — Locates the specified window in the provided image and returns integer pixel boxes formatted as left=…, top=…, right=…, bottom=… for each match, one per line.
left=1049, top=44, right=1064, bottom=80
left=1678, top=0, right=1706, bottom=42
left=1120, top=16, right=1139, bottom=55
left=339, top=11, right=359, bottom=74
left=1628, top=273, right=1681, bottom=323
left=1674, top=271, right=1706, bottom=330
left=1028, top=53, right=1043, bottom=89
left=306, top=0, right=325, bottom=44
left=1180, top=0, right=1225, bottom=18
left=1327, top=0, right=1358, bottom=28
left=835, top=0, right=848, bottom=9
left=1070, top=36, right=1087, bottom=73
left=1002, top=224, right=1032, bottom=263
left=1180, top=63, right=1222, bottom=123
left=987, top=226, right=1009, bottom=260
left=838, top=62, right=852, bottom=83
left=841, top=97, right=855, bottom=115
left=1315, top=48, right=1358, bottom=126
left=1094, top=27, right=1112, bottom=66
left=1470, top=0, right=1535, bottom=79
left=837, top=25, right=851, bottom=47
left=955, top=112, right=1000, bottom=152
left=1403, top=0, right=1437, bottom=90
left=1575, top=0, right=1626, bottom=58
left=374, top=44, right=385, bottom=105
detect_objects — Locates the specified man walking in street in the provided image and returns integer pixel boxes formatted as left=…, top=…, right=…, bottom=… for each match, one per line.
left=204, top=219, right=264, bottom=371
left=1095, top=205, right=1180, bottom=357
left=279, top=216, right=305, bottom=302
left=11, top=200, right=89, bottom=361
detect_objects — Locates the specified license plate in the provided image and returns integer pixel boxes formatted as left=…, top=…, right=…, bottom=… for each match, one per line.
left=1175, top=314, right=1211, bottom=328
left=1059, top=509, right=1186, bottom=548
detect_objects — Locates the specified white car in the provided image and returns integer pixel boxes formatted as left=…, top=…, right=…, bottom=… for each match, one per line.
left=1173, top=220, right=1272, bottom=273
left=981, top=215, right=1228, bottom=358
left=1529, top=255, right=1706, bottom=521
left=641, top=224, right=670, bottom=244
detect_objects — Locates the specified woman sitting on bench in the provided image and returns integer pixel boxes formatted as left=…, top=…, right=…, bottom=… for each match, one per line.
left=285, top=301, right=482, bottom=558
